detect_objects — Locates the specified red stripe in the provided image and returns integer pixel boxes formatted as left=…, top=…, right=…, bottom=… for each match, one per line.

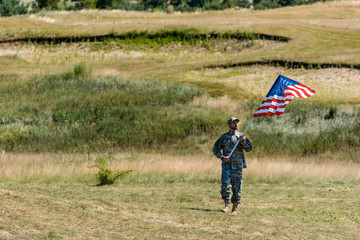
left=254, top=112, right=284, bottom=117
left=258, top=98, right=294, bottom=109
left=283, top=92, right=296, bottom=98
left=298, top=83, right=316, bottom=94
left=285, top=86, right=304, bottom=98
left=290, top=85, right=311, bottom=98
left=254, top=82, right=315, bottom=118
left=261, top=98, right=289, bottom=104
left=296, top=85, right=314, bottom=97
left=267, top=112, right=284, bottom=116
left=257, top=104, right=288, bottom=111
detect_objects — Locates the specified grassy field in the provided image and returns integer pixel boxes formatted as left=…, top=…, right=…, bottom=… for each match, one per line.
left=1, top=174, right=360, bottom=239
left=1, top=153, right=360, bottom=239
left=1, top=1, right=360, bottom=239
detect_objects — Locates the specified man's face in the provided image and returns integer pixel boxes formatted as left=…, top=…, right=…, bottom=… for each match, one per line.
left=228, top=120, right=238, bottom=131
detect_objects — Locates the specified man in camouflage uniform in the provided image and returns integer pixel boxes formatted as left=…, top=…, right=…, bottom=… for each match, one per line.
left=213, top=117, right=253, bottom=215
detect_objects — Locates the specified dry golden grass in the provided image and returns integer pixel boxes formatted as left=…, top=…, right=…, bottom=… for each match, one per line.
left=1, top=1, right=359, bottom=89
left=6, top=1, right=359, bottom=33
left=190, top=95, right=241, bottom=111
left=187, top=66, right=360, bottom=103
left=0, top=153, right=96, bottom=179
left=1, top=153, right=359, bottom=180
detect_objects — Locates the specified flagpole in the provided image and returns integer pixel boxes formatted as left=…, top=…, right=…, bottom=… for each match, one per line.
left=242, top=116, right=254, bottom=135
left=228, top=71, right=284, bottom=158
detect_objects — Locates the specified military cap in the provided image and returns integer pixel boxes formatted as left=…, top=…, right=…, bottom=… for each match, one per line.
left=227, top=117, right=239, bottom=124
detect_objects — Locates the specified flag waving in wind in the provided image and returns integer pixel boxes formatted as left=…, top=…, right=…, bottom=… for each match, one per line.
left=254, top=74, right=316, bottom=117
left=228, top=73, right=316, bottom=158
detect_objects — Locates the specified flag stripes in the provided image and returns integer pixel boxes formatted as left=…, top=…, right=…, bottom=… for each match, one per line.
left=254, top=75, right=316, bottom=118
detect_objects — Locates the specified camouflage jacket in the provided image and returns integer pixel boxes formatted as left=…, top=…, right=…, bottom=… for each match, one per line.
left=213, top=131, right=253, bottom=169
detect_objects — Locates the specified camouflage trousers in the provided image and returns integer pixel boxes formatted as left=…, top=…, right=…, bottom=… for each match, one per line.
left=220, top=164, right=243, bottom=204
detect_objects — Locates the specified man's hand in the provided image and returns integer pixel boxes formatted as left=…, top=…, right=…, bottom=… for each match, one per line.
left=221, top=156, right=230, bottom=163
left=239, top=136, right=247, bottom=143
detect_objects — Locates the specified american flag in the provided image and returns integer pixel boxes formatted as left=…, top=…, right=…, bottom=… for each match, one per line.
left=254, top=74, right=316, bottom=117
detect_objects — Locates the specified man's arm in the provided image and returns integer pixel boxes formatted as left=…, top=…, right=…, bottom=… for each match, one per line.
left=213, top=135, right=231, bottom=163
left=213, top=135, right=224, bottom=159
left=241, top=137, right=253, bottom=152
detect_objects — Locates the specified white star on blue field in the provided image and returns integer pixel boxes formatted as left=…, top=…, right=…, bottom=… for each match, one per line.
left=266, top=76, right=299, bottom=97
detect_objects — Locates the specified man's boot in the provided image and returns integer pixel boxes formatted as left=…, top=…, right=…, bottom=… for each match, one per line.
left=222, top=199, right=230, bottom=213
left=232, top=202, right=238, bottom=215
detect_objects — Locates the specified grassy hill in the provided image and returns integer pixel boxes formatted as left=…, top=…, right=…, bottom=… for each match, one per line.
left=0, top=64, right=359, bottom=160
left=0, top=2, right=359, bottom=158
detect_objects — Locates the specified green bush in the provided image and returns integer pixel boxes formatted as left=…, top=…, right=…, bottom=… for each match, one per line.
left=89, top=157, right=134, bottom=185
left=234, top=0, right=250, bottom=8
left=0, top=0, right=27, bottom=16
left=35, top=0, right=61, bottom=10
left=96, top=0, right=122, bottom=9
left=141, top=0, right=168, bottom=10
left=253, top=0, right=321, bottom=10
left=73, top=62, right=90, bottom=78
left=73, top=0, right=97, bottom=9
left=203, top=0, right=226, bottom=10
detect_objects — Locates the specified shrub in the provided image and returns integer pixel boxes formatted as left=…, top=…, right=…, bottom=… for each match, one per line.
left=73, top=0, right=97, bottom=9
left=0, top=0, right=27, bottom=16
left=96, top=0, right=122, bottom=9
left=253, top=0, right=322, bottom=10
left=234, top=0, right=250, bottom=8
left=35, top=0, right=61, bottom=10
left=89, top=157, right=134, bottom=185
left=73, top=62, right=90, bottom=78
left=203, top=0, right=226, bottom=10
left=324, top=106, right=337, bottom=120
left=141, top=0, right=168, bottom=10
left=253, top=0, right=280, bottom=10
